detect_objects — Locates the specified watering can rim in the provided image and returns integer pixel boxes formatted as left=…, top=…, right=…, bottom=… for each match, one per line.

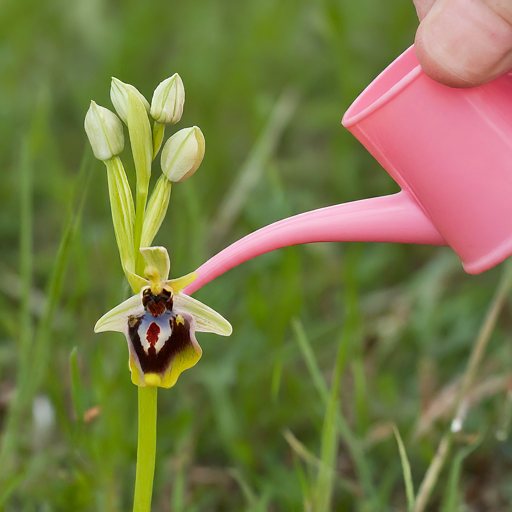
left=342, top=45, right=422, bottom=129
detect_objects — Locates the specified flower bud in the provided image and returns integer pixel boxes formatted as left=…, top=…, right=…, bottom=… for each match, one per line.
left=161, top=127, right=205, bottom=183
left=84, top=101, right=124, bottom=161
left=150, top=74, right=185, bottom=125
left=110, top=77, right=150, bottom=124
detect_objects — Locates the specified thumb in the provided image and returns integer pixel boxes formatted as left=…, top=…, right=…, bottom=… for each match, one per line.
left=415, top=0, right=512, bottom=87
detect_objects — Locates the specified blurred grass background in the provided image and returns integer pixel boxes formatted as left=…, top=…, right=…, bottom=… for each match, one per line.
left=1, top=0, right=512, bottom=510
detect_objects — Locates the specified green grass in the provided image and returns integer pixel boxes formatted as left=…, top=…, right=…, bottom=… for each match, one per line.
left=1, top=0, right=512, bottom=510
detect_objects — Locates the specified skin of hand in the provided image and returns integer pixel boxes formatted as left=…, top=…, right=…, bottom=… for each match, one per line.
left=413, top=0, right=512, bottom=87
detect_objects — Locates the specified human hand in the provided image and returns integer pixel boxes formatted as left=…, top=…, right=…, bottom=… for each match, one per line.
left=413, top=0, right=512, bottom=87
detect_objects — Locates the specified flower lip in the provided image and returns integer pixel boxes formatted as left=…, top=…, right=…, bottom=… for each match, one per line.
left=129, top=308, right=198, bottom=378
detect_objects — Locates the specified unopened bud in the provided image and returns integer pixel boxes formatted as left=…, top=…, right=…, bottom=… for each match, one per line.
left=111, top=77, right=150, bottom=124
left=150, top=74, right=185, bottom=125
left=161, top=127, right=205, bottom=183
left=84, top=101, right=124, bottom=161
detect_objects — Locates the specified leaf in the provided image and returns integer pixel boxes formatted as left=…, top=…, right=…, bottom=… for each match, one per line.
left=392, top=424, right=415, bottom=512
left=441, top=434, right=483, bottom=512
left=106, top=156, right=135, bottom=273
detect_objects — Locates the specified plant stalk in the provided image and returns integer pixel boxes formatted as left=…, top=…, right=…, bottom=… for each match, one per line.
left=133, top=386, right=158, bottom=512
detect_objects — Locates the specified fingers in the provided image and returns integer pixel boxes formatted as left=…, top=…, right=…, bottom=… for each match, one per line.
left=414, top=0, right=512, bottom=87
left=413, top=0, right=436, bottom=20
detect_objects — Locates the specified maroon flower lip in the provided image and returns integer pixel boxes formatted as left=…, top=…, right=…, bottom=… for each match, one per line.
left=129, top=307, right=194, bottom=375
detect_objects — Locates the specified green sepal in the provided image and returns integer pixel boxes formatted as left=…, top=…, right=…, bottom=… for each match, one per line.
left=140, top=246, right=170, bottom=281
left=140, top=174, right=172, bottom=248
left=127, top=270, right=147, bottom=293
left=105, top=156, right=135, bottom=274
left=152, top=121, right=165, bottom=160
left=127, top=90, right=152, bottom=194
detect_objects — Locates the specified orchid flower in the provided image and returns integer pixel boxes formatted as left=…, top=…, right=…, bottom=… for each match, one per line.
left=85, top=74, right=221, bottom=512
left=95, top=246, right=231, bottom=388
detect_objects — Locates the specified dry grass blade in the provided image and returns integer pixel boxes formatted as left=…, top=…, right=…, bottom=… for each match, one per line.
left=413, top=259, right=512, bottom=512
left=414, top=433, right=451, bottom=512
left=440, top=434, right=483, bottom=512
left=414, top=374, right=512, bottom=439
left=283, top=428, right=324, bottom=470
left=452, top=260, right=512, bottom=431
left=283, top=428, right=361, bottom=497
left=392, top=424, right=415, bottom=512
left=228, top=468, right=268, bottom=511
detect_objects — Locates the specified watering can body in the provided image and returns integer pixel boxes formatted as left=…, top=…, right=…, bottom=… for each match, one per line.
left=343, top=45, right=512, bottom=275
left=186, top=45, right=512, bottom=295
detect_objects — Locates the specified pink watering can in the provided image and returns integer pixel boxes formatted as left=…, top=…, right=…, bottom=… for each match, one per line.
left=185, top=45, right=512, bottom=295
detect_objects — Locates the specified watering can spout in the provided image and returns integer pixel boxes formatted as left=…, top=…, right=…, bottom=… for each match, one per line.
left=185, top=191, right=446, bottom=295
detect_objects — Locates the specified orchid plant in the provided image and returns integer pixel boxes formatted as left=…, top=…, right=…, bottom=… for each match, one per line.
left=85, top=74, right=231, bottom=512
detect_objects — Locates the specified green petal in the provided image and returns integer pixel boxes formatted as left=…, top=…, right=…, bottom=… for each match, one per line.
left=152, top=121, right=165, bottom=160
left=140, top=175, right=172, bottom=248
left=173, top=292, right=232, bottom=336
left=105, top=157, right=135, bottom=274
left=127, top=90, right=152, bottom=193
left=167, top=271, right=197, bottom=292
left=126, top=269, right=149, bottom=294
left=94, top=293, right=144, bottom=333
left=140, top=246, right=170, bottom=281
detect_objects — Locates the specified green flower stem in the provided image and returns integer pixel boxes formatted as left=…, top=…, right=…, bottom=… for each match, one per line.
left=133, top=386, right=158, bottom=512
left=133, top=188, right=148, bottom=276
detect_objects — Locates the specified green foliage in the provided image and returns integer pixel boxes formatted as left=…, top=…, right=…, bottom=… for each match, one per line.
left=393, top=425, right=415, bottom=512
left=1, top=0, right=511, bottom=510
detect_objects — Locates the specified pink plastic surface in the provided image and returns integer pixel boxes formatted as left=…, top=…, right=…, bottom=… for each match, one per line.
left=343, top=45, right=512, bottom=275
left=185, top=191, right=446, bottom=295
left=185, top=45, right=512, bottom=295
